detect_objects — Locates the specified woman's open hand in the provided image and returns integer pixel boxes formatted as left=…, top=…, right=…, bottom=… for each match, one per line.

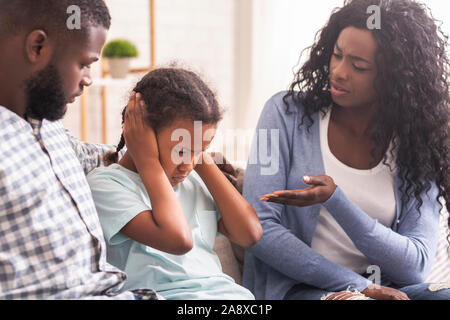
left=260, top=174, right=337, bottom=207
left=122, top=91, right=159, bottom=167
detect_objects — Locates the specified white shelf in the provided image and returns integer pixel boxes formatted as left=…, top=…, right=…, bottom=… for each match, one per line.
left=90, top=75, right=141, bottom=87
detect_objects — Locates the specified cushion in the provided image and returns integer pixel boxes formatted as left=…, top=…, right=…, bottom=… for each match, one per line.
left=426, top=206, right=450, bottom=283
left=213, top=236, right=243, bottom=284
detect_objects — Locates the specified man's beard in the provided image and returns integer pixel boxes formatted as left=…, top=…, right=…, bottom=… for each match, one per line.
left=24, top=64, right=68, bottom=122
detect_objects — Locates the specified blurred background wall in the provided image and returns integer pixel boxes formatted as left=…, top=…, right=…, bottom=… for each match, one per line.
left=62, top=0, right=450, bottom=166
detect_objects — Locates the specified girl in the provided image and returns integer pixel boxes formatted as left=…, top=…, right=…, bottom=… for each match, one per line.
left=243, top=0, right=450, bottom=300
left=87, top=67, right=262, bottom=300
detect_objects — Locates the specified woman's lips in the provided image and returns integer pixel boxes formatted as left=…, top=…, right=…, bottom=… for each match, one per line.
left=330, top=82, right=350, bottom=97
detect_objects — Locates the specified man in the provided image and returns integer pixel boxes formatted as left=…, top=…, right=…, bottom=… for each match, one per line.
left=0, top=0, right=157, bottom=299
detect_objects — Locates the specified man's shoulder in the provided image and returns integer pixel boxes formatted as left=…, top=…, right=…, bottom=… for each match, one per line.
left=0, top=106, right=31, bottom=135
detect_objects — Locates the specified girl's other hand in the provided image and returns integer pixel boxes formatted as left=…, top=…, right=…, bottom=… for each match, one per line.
left=123, top=92, right=159, bottom=165
left=208, top=152, right=239, bottom=187
left=260, top=174, right=337, bottom=207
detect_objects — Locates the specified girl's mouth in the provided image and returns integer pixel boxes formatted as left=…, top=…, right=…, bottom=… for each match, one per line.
left=172, top=176, right=187, bottom=184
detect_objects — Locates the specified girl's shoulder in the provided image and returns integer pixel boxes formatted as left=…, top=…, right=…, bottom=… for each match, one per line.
left=87, top=163, right=142, bottom=191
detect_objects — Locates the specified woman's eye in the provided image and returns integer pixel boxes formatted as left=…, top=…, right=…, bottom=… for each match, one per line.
left=353, top=65, right=368, bottom=72
left=332, top=53, right=342, bottom=59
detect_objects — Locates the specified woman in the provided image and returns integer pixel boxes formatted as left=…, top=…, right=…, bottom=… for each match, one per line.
left=243, top=0, right=450, bottom=300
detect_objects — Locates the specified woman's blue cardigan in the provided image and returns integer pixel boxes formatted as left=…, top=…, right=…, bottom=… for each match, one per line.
left=242, top=91, right=441, bottom=300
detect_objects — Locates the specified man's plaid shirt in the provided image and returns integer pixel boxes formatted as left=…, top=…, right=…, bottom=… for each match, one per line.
left=0, top=106, right=157, bottom=299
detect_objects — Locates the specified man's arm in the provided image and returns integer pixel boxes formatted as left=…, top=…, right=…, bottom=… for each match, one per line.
left=67, top=130, right=123, bottom=174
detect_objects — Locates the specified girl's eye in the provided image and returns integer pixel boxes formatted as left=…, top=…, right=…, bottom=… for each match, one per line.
left=332, top=53, right=342, bottom=59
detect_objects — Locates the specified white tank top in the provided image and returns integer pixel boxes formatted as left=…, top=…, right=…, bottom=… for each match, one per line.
left=310, top=108, right=397, bottom=274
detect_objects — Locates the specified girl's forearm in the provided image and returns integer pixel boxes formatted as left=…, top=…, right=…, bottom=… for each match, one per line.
left=132, top=160, right=192, bottom=250
left=139, top=161, right=188, bottom=225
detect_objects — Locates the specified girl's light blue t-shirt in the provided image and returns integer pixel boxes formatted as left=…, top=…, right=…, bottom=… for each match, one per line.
left=87, top=163, right=254, bottom=300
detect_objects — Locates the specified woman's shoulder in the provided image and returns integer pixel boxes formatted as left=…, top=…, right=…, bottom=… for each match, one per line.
left=261, top=91, right=309, bottom=121
left=257, top=91, right=318, bottom=132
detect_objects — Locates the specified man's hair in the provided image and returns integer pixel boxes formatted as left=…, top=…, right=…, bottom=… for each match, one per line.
left=0, top=0, right=111, bottom=39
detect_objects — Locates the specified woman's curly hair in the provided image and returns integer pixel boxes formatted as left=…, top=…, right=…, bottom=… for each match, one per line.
left=105, top=67, right=223, bottom=165
left=284, top=0, right=450, bottom=231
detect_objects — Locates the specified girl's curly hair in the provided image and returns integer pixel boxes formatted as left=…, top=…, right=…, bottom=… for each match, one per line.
left=284, top=0, right=450, bottom=232
left=105, top=67, right=223, bottom=165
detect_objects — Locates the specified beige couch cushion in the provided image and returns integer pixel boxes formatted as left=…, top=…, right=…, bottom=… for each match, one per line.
left=426, top=207, right=450, bottom=283
left=213, top=236, right=243, bottom=284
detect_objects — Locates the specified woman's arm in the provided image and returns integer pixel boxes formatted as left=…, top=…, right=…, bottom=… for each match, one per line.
left=67, top=132, right=116, bottom=175
left=263, top=174, right=441, bottom=285
left=119, top=92, right=193, bottom=255
left=322, top=183, right=441, bottom=285
left=195, top=153, right=262, bottom=247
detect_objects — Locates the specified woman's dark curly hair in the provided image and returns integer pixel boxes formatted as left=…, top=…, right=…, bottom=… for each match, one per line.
left=284, top=0, right=450, bottom=231
left=105, top=67, right=223, bottom=164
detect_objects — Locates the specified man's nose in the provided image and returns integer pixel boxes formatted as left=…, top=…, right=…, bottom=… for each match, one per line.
left=81, top=71, right=93, bottom=87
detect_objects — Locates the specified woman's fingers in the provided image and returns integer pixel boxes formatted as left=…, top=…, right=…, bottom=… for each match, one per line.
left=260, top=194, right=313, bottom=207
left=272, top=189, right=316, bottom=200
left=260, top=175, right=336, bottom=206
left=303, top=175, right=328, bottom=186
left=263, top=197, right=306, bottom=206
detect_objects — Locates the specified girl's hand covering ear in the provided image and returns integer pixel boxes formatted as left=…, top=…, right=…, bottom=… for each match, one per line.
left=123, top=91, right=159, bottom=164
left=260, top=174, right=337, bottom=207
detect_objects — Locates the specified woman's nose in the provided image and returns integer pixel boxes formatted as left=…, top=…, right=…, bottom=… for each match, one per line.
left=332, top=60, right=349, bottom=81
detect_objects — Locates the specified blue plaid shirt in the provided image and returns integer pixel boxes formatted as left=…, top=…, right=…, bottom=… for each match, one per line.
left=0, top=106, right=158, bottom=300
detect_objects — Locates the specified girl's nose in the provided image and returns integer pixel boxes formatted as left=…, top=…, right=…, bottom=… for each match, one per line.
left=177, top=161, right=194, bottom=174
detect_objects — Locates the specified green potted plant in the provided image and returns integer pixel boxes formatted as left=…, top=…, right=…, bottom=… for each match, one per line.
left=102, top=39, right=139, bottom=78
